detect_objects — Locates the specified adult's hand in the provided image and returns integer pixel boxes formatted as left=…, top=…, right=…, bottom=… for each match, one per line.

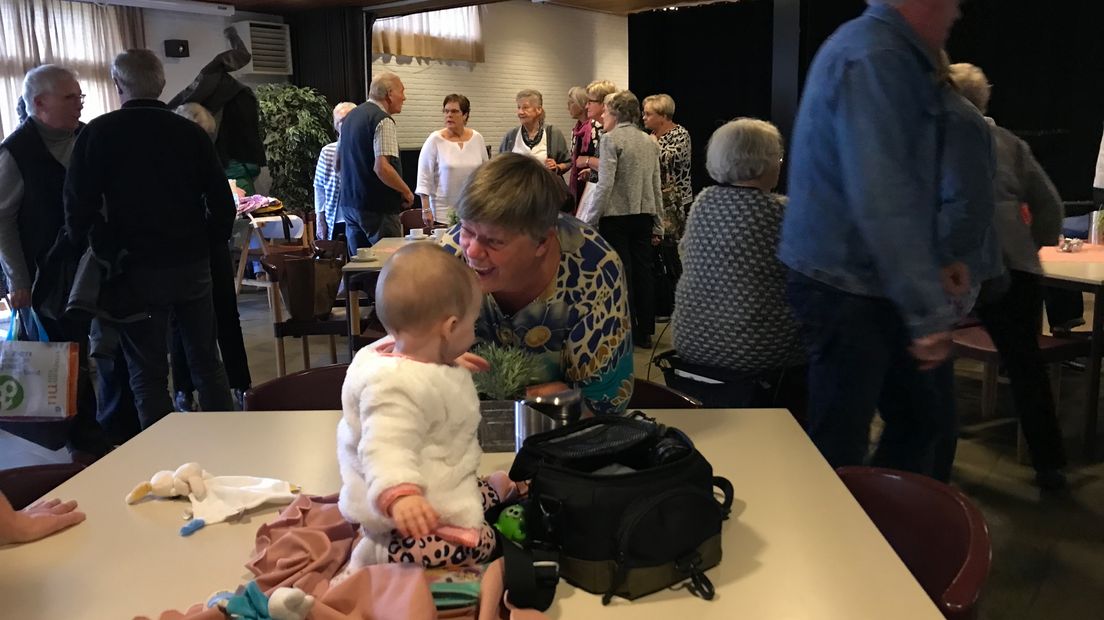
left=456, top=352, right=490, bottom=373
left=0, top=497, right=86, bottom=545
left=401, top=190, right=415, bottom=210
left=939, top=262, right=970, bottom=297
left=8, top=288, right=30, bottom=309
left=544, top=158, right=558, bottom=173
left=909, top=331, right=952, bottom=370
left=525, top=382, right=572, bottom=399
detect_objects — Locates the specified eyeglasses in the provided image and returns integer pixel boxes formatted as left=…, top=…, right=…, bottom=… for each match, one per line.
left=587, top=98, right=603, bottom=104
left=62, top=93, right=86, bottom=104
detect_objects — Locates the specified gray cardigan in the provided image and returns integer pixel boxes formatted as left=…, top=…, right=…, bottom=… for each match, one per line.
left=988, top=119, right=1063, bottom=274
left=498, top=123, right=570, bottom=165
left=586, top=122, right=663, bottom=235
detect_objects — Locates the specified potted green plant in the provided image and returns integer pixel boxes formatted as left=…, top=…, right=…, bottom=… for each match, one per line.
left=472, top=343, right=541, bottom=452
left=255, top=84, right=332, bottom=215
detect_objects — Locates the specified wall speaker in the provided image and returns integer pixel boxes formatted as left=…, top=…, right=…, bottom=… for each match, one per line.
left=164, top=39, right=190, bottom=58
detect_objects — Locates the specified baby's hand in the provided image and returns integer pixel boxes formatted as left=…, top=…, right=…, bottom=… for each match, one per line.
left=390, top=495, right=439, bottom=539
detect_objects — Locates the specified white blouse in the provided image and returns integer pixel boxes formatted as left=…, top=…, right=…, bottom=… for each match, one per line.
left=415, top=129, right=489, bottom=223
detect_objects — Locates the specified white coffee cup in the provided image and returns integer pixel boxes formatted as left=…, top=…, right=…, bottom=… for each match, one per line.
left=356, top=248, right=375, bottom=260
left=431, top=228, right=447, bottom=240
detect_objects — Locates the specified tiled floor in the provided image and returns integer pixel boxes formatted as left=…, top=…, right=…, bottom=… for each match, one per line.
left=2, top=292, right=1103, bottom=618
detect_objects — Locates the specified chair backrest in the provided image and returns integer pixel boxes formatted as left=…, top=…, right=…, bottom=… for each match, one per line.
left=243, top=363, right=349, bottom=411
left=400, top=209, right=426, bottom=236
left=0, top=463, right=86, bottom=510
left=837, top=466, right=991, bottom=620
left=627, top=378, right=702, bottom=409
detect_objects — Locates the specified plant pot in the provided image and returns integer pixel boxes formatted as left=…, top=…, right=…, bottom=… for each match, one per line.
left=478, top=400, right=517, bottom=453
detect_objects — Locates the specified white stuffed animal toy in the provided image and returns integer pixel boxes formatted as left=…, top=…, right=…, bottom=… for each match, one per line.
left=126, top=462, right=208, bottom=503
left=268, top=587, right=315, bottom=620
left=125, top=462, right=298, bottom=536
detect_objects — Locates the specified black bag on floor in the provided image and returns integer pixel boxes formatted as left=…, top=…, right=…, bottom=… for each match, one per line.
left=503, top=414, right=734, bottom=609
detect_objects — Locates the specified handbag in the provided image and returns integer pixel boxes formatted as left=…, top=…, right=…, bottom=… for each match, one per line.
left=0, top=309, right=78, bottom=418
left=575, top=180, right=600, bottom=224
left=500, top=414, right=734, bottom=609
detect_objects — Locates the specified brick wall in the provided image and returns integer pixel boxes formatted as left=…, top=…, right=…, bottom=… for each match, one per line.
left=372, top=0, right=629, bottom=150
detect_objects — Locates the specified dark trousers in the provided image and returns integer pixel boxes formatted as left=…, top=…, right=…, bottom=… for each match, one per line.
left=117, top=261, right=233, bottom=429
left=170, top=242, right=251, bottom=391
left=93, top=345, right=140, bottom=445
left=599, top=214, right=655, bottom=338
left=977, top=270, right=1067, bottom=470
left=785, top=271, right=957, bottom=480
left=1043, top=288, right=1084, bottom=330
left=346, top=211, right=402, bottom=254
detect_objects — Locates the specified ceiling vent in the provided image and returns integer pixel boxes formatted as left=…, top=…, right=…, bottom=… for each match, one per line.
left=232, top=21, right=292, bottom=76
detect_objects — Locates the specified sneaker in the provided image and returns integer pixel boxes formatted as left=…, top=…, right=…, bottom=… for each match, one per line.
left=174, top=390, right=197, bottom=412
left=232, top=388, right=247, bottom=411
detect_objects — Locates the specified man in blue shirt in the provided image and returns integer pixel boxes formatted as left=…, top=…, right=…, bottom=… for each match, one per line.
left=780, top=0, right=962, bottom=476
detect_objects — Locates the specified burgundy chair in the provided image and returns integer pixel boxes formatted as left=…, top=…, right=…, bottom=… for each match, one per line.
left=837, top=466, right=991, bottom=620
left=627, top=378, right=702, bottom=409
left=0, top=463, right=86, bottom=510
left=243, top=363, right=349, bottom=411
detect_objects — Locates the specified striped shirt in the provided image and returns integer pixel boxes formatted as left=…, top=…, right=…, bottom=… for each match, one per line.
left=313, top=142, right=342, bottom=239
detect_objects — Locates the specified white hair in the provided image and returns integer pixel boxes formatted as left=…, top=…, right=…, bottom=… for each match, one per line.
left=22, top=65, right=78, bottom=117
left=604, top=90, right=641, bottom=126
left=948, top=63, right=991, bottom=114
left=706, top=118, right=783, bottom=184
left=174, top=103, right=216, bottom=140
left=368, top=71, right=402, bottom=101
left=111, top=49, right=165, bottom=99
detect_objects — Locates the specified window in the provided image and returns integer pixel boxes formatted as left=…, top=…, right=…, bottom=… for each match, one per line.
left=372, top=6, right=484, bottom=63
left=0, top=0, right=144, bottom=138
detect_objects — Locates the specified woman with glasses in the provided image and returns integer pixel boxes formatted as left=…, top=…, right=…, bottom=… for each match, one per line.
left=440, top=153, right=634, bottom=416
left=573, top=80, right=618, bottom=221
left=415, top=94, right=488, bottom=226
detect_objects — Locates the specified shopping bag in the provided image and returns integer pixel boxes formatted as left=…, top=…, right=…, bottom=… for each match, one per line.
left=576, top=180, right=600, bottom=224
left=0, top=309, right=79, bottom=418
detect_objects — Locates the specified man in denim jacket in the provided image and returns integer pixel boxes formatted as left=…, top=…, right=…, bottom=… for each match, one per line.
left=780, top=0, right=962, bottom=475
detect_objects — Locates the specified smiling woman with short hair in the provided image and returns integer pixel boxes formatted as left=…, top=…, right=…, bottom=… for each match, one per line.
left=440, top=153, right=634, bottom=415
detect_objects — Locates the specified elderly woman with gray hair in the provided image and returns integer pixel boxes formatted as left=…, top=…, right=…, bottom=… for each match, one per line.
left=585, top=89, right=663, bottom=348
left=440, top=153, right=634, bottom=415
left=669, top=118, right=805, bottom=408
left=498, top=89, right=570, bottom=176
left=643, top=94, right=692, bottom=240
left=949, top=62, right=1068, bottom=489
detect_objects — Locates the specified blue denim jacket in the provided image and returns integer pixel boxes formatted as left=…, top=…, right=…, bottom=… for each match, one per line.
left=938, top=88, right=1004, bottom=285
left=779, top=5, right=954, bottom=338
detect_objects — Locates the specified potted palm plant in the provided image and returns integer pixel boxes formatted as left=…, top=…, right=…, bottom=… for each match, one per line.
left=255, top=84, right=332, bottom=215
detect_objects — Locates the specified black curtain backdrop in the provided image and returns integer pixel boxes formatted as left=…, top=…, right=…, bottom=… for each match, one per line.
left=628, top=0, right=774, bottom=194
left=284, top=7, right=370, bottom=106
left=628, top=0, right=1104, bottom=201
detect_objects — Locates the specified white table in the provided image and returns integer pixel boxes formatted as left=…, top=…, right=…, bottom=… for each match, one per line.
left=1040, top=245, right=1104, bottom=458
left=0, top=409, right=941, bottom=620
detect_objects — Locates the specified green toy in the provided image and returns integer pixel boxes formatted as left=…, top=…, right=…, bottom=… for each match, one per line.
left=494, top=505, right=527, bottom=543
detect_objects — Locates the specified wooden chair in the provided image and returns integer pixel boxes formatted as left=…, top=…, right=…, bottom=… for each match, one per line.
left=260, top=252, right=342, bottom=377
left=952, top=325, right=1089, bottom=460
left=400, top=208, right=427, bottom=236
left=0, top=463, right=86, bottom=510
left=243, top=363, right=349, bottom=411
left=837, top=466, right=991, bottom=620
left=627, top=378, right=702, bottom=409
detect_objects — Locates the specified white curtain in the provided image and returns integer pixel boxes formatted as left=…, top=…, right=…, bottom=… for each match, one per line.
left=372, top=6, right=484, bottom=63
left=0, top=0, right=145, bottom=138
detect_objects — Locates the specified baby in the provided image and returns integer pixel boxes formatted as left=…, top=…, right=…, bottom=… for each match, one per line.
left=337, top=242, right=511, bottom=573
